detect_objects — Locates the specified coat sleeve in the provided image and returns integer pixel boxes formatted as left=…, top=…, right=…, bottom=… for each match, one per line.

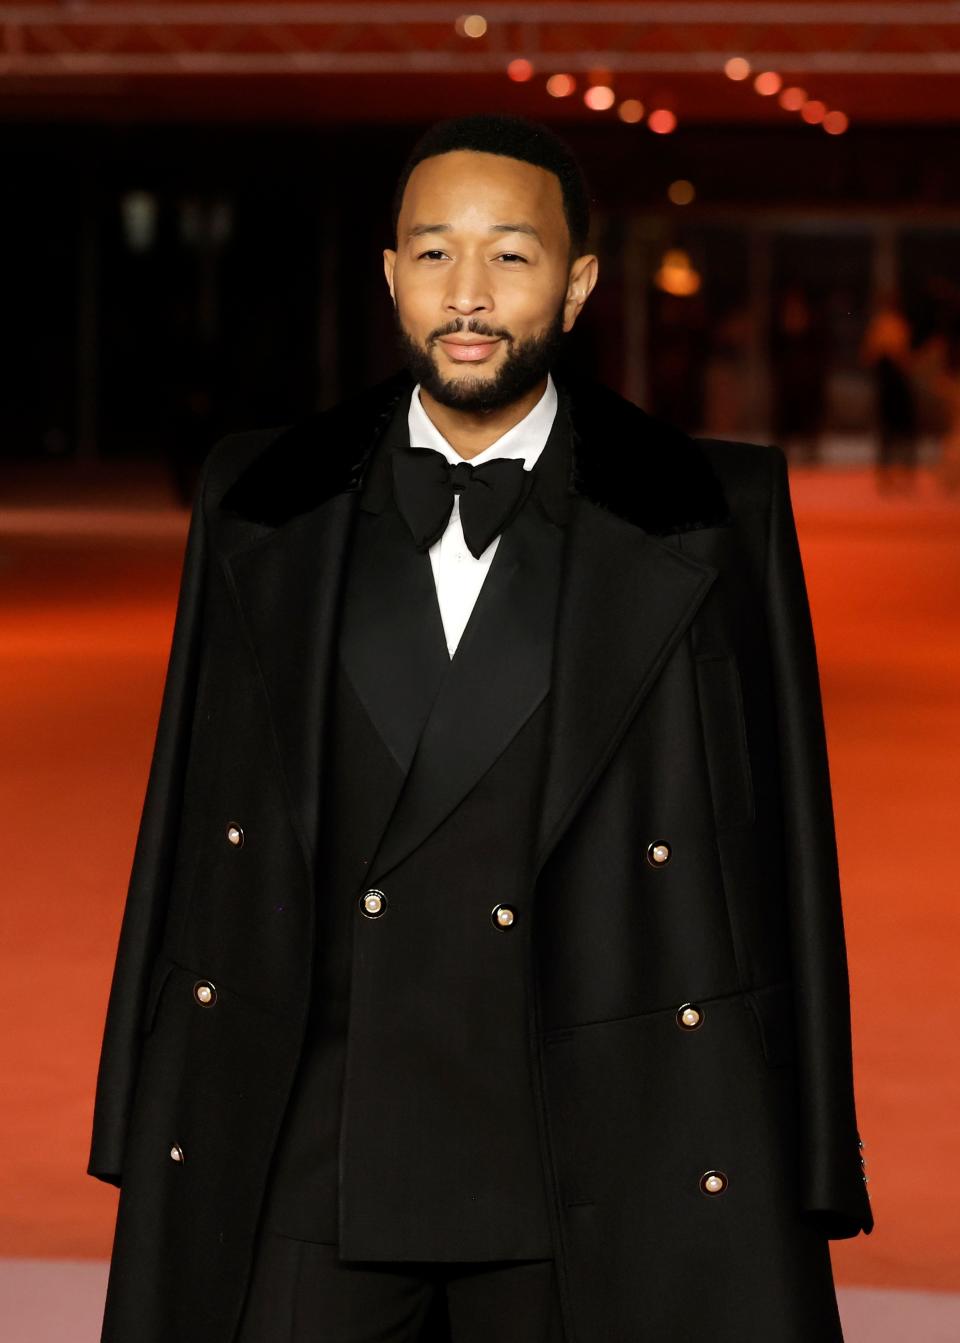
left=86, top=450, right=214, bottom=1187
left=764, top=445, right=874, bottom=1239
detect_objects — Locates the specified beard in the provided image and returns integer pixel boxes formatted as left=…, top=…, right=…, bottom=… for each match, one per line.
left=391, top=300, right=567, bottom=414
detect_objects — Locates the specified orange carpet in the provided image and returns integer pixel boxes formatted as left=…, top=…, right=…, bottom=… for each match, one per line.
left=1, top=462, right=957, bottom=1289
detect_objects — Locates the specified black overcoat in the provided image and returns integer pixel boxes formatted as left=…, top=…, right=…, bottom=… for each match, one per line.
left=87, top=366, right=873, bottom=1343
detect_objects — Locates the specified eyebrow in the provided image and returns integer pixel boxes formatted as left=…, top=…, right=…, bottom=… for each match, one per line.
left=407, top=222, right=543, bottom=244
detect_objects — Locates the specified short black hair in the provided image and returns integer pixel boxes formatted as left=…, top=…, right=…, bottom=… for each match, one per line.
left=391, top=113, right=591, bottom=261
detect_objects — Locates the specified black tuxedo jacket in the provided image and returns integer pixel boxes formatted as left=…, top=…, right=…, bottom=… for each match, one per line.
left=88, top=366, right=872, bottom=1343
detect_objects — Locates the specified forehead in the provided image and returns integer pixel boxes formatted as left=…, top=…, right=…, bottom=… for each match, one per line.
left=401, top=149, right=565, bottom=232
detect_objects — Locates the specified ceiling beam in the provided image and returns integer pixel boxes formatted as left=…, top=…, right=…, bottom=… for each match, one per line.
left=4, top=2, right=960, bottom=23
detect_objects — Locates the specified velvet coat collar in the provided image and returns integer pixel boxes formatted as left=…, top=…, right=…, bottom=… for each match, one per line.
left=219, top=365, right=732, bottom=536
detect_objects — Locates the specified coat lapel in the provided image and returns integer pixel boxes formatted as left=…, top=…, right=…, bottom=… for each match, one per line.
left=338, top=503, right=450, bottom=777
left=534, top=498, right=719, bottom=873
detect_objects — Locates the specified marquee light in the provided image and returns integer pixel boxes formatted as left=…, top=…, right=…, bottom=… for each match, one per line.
left=455, top=14, right=487, bottom=39
left=585, top=84, right=616, bottom=110
left=823, top=110, right=850, bottom=134
left=754, top=71, right=782, bottom=96
left=648, top=109, right=678, bottom=134
left=507, top=58, right=533, bottom=82
left=546, top=72, right=576, bottom=97
left=724, top=57, right=751, bottom=81
left=779, top=86, right=807, bottom=111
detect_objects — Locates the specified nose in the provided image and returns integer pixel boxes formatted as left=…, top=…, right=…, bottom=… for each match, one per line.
left=444, top=257, right=493, bottom=317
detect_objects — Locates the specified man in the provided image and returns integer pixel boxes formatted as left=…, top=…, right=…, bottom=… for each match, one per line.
left=87, top=113, right=873, bottom=1343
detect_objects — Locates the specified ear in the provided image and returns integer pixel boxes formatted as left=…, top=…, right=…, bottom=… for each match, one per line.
left=383, top=248, right=397, bottom=303
left=562, top=254, right=599, bottom=333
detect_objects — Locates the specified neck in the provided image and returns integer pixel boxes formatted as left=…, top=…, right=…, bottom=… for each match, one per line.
left=418, top=376, right=548, bottom=461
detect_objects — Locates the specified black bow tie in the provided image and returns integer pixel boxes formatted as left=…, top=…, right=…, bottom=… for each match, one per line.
left=391, top=446, right=532, bottom=559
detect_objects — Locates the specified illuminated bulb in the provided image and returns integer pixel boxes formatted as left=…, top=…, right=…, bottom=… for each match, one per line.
left=779, top=86, right=806, bottom=112
left=457, top=13, right=487, bottom=39
left=654, top=248, right=701, bottom=296
left=618, top=98, right=645, bottom=124
left=801, top=99, right=827, bottom=124
left=584, top=84, right=616, bottom=111
left=648, top=109, right=677, bottom=135
left=724, top=57, right=751, bottom=81
left=507, top=58, right=534, bottom=82
left=668, top=179, right=696, bottom=206
left=754, top=71, right=782, bottom=96
left=546, top=72, right=576, bottom=98
left=823, top=110, right=849, bottom=135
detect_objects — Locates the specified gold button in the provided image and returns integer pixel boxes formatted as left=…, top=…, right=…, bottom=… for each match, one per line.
left=193, top=980, right=217, bottom=1007
left=226, top=824, right=244, bottom=847
left=170, top=1144, right=184, bottom=1163
left=492, top=904, right=516, bottom=929
left=646, top=840, right=671, bottom=866
left=360, top=889, right=386, bottom=918
left=677, top=1003, right=704, bottom=1030
left=700, top=1169, right=728, bottom=1195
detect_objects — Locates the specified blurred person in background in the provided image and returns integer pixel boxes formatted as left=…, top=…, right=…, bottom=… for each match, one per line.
left=87, top=112, right=872, bottom=1343
left=772, top=285, right=827, bottom=466
left=861, top=296, right=919, bottom=490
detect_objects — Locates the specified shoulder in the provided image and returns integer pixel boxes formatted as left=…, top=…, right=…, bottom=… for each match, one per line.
left=198, top=426, right=291, bottom=512
left=692, top=436, right=785, bottom=516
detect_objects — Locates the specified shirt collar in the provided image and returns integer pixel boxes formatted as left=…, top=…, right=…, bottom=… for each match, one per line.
left=407, top=372, right=558, bottom=472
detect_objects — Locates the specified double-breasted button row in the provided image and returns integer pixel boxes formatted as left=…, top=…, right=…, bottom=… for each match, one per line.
left=357, top=889, right=518, bottom=930
left=646, top=840, right=671, bottom=866
left=859, top=1135, right=869, bottom=1185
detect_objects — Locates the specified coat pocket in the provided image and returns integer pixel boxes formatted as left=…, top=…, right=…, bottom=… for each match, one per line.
left=140, top=956, right=176, bottom=1035
left=695, top=652, right=756, bottom=829
left=744, top=980, right=798, bottom=1068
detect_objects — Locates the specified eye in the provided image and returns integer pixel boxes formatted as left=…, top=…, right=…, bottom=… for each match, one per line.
left=416, top=249, right=448, bottom=260
left=497, top=253, right=528, bottom=263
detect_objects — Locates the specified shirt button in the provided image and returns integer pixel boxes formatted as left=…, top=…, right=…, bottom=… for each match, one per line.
left=170, top=1144, right=184, bottom=1163
left=492, top=904, right=516, bottom=930
left=226, top=824, right=244, bottom=847
left=646, top=840, right=671, bottom=866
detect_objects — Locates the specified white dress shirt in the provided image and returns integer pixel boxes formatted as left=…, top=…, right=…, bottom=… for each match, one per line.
left=407, top=372, right=559, bottom=658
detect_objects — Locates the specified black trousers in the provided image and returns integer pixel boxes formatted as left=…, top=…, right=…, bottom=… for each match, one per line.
left=236, top=1229, right=566, bottom=1343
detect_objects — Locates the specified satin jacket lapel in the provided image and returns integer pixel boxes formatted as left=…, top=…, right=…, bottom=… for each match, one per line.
left=371, top=510, right=563, bottom=880
left=338, top=504, right=450, bottom=776
left=535, top=498, right=719, bottom=873
left=221, top=493, right=356, bottom=878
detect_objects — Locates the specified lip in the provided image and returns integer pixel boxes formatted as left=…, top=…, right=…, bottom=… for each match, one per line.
left=439, top=338, right=502, bottom=362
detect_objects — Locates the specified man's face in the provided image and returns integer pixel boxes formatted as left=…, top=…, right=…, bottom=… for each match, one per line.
left=383, top=149, right=597, bottom=413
